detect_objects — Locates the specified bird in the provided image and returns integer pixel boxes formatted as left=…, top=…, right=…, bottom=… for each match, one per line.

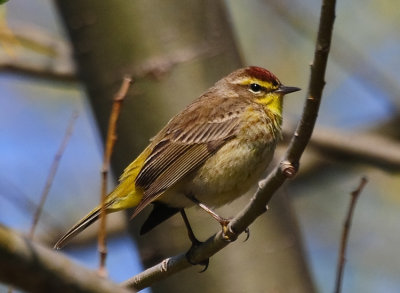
left=54, top=66, right=300, bottom=250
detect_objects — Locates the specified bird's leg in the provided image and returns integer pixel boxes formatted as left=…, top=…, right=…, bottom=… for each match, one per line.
left=186, top=195, right=242, bottom=242
left=180, top=209, right=209, bottom=272
left=180, top=209, right=201, bottom=246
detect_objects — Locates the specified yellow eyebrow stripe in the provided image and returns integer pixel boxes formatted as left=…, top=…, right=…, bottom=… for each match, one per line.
left=235, top=78, right=274, bottom=89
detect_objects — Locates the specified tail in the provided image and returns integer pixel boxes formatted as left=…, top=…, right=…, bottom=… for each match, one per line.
left=54, top=184, right=143, bottom=249
left=54, top=147, right=152, bottom=249
left=53, top=201, right=112, bottom=250
left=54, top=182, right=142, bottom=249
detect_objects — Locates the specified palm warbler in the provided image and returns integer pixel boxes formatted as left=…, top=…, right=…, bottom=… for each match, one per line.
left=54, top=66, right=300, bottom=249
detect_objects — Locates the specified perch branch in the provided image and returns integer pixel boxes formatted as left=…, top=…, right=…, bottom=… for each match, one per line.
left=0, top=225, right=135, bottom=293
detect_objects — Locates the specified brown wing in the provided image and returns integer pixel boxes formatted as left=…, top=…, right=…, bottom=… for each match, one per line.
left=131, top=94, right=248, bottom=218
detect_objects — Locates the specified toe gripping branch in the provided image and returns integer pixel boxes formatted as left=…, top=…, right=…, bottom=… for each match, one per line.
left=182, top=211, right=250, bottom=272
left=183, top=195, right=251, bottom=271
left=184, top=223, right=250, bottom=273
left=220, top=221, right=250, bottom=243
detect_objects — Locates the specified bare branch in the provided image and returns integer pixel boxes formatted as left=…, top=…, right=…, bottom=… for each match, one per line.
left=0, top=61, right=77, bottom=82
left=122, top=0, right=337, bottom=290
left=283, top=125, right=400, bottom=171
left=1, top=23, right=66, bottom=57
left=0, top=225, right=135, bottom=293
left=29, top=111, right=79, bottom=239
left=131, top=41, right=222, bottom=79
left=0, top=180, right=64, bottom=236
left=309, top=128, right=400, bottom=171
left=0, top=24, right=77, bottom=82
left=98, top=77, right=132, bottom=276
left=334, top=177, right=367, bottom=293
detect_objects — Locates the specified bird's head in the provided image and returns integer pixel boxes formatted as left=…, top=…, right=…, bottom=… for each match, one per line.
left=221, top=66, right=301, bottom=116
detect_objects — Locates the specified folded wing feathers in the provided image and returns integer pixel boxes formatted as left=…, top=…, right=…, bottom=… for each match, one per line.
left=130, top=107, right=243, bottom=217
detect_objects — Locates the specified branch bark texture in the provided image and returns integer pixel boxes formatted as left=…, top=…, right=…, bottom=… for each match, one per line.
left=0, top=225, right=134, bottom=293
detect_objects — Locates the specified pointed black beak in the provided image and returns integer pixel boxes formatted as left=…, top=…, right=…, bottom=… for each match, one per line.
left=275, top=85, right=301, bottom=94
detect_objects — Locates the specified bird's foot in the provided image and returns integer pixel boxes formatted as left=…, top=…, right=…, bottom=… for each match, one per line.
left=185, top=238, right=209, bottom=273
left=220, top=219, right=250, bottom=242
left=219, top=218, right=237, bottom=242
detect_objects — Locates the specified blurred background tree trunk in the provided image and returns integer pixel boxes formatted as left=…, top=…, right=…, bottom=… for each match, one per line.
left=54, top=0, right=315, bottom=291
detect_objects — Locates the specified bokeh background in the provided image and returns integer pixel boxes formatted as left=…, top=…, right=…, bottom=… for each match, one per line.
left=1, top=0, right=399, bottom=292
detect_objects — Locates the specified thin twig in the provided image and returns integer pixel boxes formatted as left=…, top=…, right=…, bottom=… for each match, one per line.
left=132, top=41, right=222, bottom=79
left=29, top=110, right=79, bottom=239
left=282, top=125, right=400, bottom=171
left=0, top=179, right=64, bottom=234
left=0, top=24, right=77, bottom=82
left=334, top=177, right=368, bottom=293
left=15, top=110, right=78, bottom=293
left=122, top=0, right=337, bottom=290
left=0, top=61, right=77, bottom=82
left=98, top=76, right=132, bottom=277
left=0, top=23, right=68, bottom=57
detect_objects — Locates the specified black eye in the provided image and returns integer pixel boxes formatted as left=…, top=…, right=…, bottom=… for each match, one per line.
left=250, top=83, right=262, bottom=93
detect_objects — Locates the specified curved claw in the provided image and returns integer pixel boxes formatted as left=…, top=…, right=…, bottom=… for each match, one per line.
left=198, top=258, right=210, bottom=273
left=186, top=240, right=210, bottom=272
left=243, top=227, right=250, bottom=242
left=186, top=250, right=210, bottom=272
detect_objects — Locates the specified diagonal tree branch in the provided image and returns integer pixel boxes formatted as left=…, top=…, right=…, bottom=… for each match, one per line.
left=0, top=225, right=135, bottom=293
left=122, top=0, right=337, bottom=290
